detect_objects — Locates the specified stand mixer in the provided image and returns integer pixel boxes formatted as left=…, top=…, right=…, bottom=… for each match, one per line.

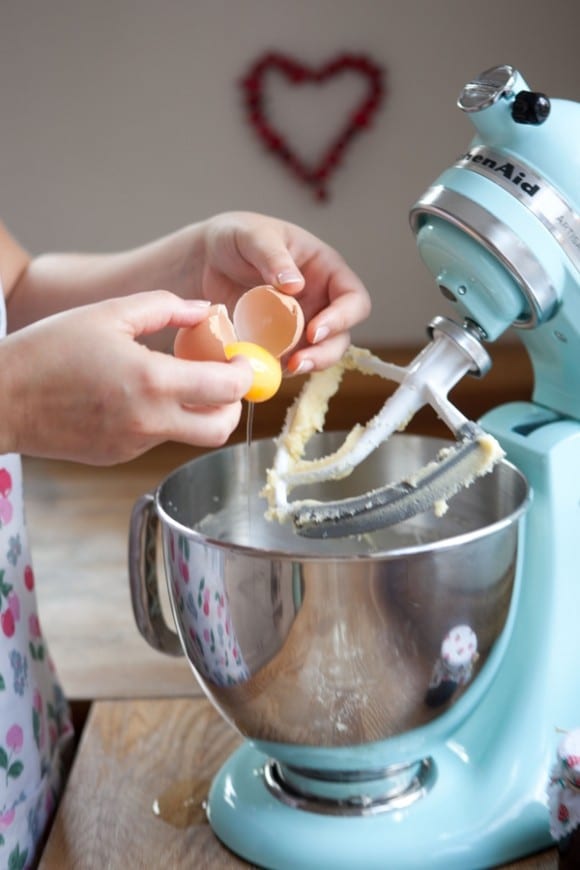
left=129, top=64, right=580, bottom=868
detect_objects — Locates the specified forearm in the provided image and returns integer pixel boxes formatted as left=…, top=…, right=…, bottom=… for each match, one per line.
left=6, top=221, right=207, bottom=331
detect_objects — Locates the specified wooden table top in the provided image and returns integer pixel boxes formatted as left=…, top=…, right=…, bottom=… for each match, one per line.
left=39, top=697, right=558, bottom=870
left=23, top=443, right=204, bottom=700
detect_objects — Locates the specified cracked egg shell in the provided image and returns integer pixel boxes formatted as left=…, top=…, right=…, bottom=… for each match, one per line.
left=233, top=285, right=304, bottom=358
left=173, top=304, right=236, bottom=362
left=174, top=286, right=305, bottom=365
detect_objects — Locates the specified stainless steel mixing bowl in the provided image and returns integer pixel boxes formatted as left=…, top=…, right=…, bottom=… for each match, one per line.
left=129, top=433, right=529, bottom=751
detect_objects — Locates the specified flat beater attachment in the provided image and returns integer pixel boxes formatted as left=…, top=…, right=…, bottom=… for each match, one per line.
left=262, top=317, right=505, bottom=538
left=293, top=424, right=502, bottom=537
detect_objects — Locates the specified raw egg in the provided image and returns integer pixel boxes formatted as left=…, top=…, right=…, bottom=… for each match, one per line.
left=223, top=342, right=282, bottom=403
left=174, top=285, right=304, bottom=402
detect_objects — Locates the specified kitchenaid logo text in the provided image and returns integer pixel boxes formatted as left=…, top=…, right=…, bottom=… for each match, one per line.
left=556, top=214, right=580, bottom=253
left=452, top=145, right=580, bottom=275
left=459, top=150, right=540, bottom=197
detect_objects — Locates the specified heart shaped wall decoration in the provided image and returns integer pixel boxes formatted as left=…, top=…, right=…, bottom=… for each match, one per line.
left=240, top=52, right=386, bottom=201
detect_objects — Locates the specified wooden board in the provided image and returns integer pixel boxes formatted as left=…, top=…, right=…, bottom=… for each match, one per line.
left=24, top=444, right=200, bottom=700
left=40, top=698, right=250, bottom=868
left=39, top=698, right=557, bottom=869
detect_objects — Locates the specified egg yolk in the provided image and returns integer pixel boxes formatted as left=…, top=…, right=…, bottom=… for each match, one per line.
left=224, top=341, right=282, bottom=403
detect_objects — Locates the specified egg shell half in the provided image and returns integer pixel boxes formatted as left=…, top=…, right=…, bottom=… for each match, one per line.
left=173, top=304, right=237, bottom=362
left=233, top=285, right=304, bottom=358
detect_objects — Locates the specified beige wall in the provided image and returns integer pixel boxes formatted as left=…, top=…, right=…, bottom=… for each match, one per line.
left=1, top=0, right=579, bottom=346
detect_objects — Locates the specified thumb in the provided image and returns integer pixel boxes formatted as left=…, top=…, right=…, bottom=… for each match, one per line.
left=110, top=291, right=212, bottom=339
left=238, top=227, right=305, bottom=294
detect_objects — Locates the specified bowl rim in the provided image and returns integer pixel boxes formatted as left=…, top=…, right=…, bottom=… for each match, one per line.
left=152, top=434, right=531, bottom=562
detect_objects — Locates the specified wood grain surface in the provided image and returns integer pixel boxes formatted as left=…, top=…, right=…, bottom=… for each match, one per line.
left=40, top=698, right=249, bottom=869
left=38, top=697, right=557, bottom=870
left=23, top=443, right=200, bottom=700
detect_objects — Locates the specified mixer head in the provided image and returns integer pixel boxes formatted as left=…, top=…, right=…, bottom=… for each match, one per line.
left=264, top=64, right=580, bottom=537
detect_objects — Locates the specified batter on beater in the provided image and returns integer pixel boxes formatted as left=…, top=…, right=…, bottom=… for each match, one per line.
left=263, top=335, right=504, bottom=537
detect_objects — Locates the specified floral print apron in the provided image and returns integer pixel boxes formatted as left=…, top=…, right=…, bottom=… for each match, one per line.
left=0, top=286, right=73, bottom=869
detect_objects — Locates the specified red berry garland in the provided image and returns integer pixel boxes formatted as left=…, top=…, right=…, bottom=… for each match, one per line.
left=240, top=52, right=386, bottom=201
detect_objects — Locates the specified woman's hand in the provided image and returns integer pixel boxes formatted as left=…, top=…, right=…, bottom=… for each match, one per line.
left=0, top=291, right=253, bottom=465
left=197, top=212, right=372, bottom=374
left=0, top=210, right=372, bottom=464
left=4, top=213, right=371, bottom=373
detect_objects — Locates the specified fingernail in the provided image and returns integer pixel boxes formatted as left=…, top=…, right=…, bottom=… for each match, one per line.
left=312, top=325, right=329, bottom=344
left=290, top=358, right=314, bottom=376
left=189, top=299, right=212, bottom=307
left=277, top=270, right=303, bottom=286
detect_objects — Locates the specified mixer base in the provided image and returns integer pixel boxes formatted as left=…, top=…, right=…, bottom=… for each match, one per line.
left=262, top=755, right=435, bottom=814
left=206, top=742, right=550, bottom=870
left=205, top=405, right=580, bottom=869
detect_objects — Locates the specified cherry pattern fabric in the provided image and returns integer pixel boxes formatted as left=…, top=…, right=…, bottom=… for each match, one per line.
left=167, top=530, right=249, bottom=687
left=0, top=288, right=73, bottom=868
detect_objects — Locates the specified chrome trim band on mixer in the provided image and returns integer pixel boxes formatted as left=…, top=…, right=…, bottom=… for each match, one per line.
left=427, top=315, right=492, bottom=377
left=263, top=758, right=436, bottom=816
left=410, top=186, right=559, bottom=328
left=457, top=146, right=580, bottom=276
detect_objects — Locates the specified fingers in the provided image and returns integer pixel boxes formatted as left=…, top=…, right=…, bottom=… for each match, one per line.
left=115, top=354, right=254, bottom=455
left=155, top=354, right=254, bottom=407
left=231, top=218, right=371, bottom=362
left=304, top=282, right=371, bottom=353
left=158, top=356, right=253, bottom=448
left=106, top=290, right=213, bottom=339
left=106, top=295, right=255, bottom=453
left=286, top=331, right=352, bottom=375
left=162, top=400, right=245, bottom=449
left=284, top=256, right=371, bottom=373
left=233, top=222, right=306, bottom=294
left=306, top=249, right=372, bottom=329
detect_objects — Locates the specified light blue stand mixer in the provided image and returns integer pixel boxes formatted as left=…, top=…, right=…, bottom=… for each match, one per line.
left=129, top=65, right=580, bottom=868
left=212, top=64, right=579, bottom=867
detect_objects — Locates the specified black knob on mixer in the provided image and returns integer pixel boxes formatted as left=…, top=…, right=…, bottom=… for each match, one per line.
left=511, top=90, right=551, bottom=124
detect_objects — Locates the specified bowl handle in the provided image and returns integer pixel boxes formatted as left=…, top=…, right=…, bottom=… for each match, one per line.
left=128, top=493, right=183, bottom=656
